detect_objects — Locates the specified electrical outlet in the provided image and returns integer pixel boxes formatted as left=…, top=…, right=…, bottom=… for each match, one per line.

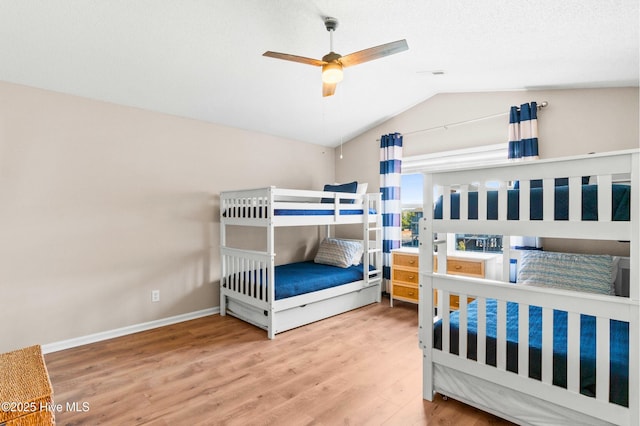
left=151, top=290, right=160, bottom=302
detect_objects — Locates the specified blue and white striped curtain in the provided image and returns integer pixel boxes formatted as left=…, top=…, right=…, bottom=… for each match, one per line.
left=380, top=133, right=403, bottom=288
left=508, top=102, right=542, bottom=249
left=508, top=102, right=539, bottom=160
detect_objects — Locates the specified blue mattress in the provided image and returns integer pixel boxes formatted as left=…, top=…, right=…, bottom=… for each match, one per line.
left=274, top=261, right=372, bottom=299
left=224, top=261, right=374, bottom=301
left=274, top=208, right=376, bottom=216
left=224, top=208, right=376, bottom=218
left=434, top=299, right=629, bottom=406
left=434, top=184, right=630, bottom=221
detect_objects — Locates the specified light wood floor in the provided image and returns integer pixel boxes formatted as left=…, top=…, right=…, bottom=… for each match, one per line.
left=45, top=297, right=514, bottom=425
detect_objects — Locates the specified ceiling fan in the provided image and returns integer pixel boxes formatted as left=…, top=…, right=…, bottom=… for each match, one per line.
left=263, top=17, right=409, bottom=97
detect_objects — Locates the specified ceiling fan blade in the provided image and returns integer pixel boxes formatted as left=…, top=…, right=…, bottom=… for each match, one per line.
left=339, top=39, right=408, bottom=67
left=322, top=82, right=337, bottom=97
left=263, top=51, right=326, bottom=67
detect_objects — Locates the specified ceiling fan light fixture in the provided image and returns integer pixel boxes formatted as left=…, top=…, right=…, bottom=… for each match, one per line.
left=322, top=62, right=343, bottom=84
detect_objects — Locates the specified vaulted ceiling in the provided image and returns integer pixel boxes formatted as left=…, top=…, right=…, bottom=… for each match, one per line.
left=1, top=1, right=638, bottom=147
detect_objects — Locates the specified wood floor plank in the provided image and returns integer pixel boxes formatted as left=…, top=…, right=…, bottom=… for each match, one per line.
left=45, top=297, right=514, bottom=425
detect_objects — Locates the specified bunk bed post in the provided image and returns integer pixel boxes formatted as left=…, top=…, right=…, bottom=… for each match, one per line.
left=630, top=151, right=639, bottom=426
left=502, top=235, right=511, bottom=283
left=363, top=194, right=370, bottom=287
left=219, top=194, right=227, bottom=316
left=630, top=152, right=639, bottom=300
left=419, top=172, right=435, bottom=401
left=267, top=186, right=276, bottom=339
left=376, top=192, right=383, bottom=301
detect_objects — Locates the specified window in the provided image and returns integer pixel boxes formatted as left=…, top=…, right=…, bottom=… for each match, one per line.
left=401, top=174, right=423, bottom=247
left=401, top=143, right=508, bottom=251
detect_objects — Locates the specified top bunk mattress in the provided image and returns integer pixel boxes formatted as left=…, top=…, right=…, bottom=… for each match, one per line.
left=224, top=207, right=376, bottom=218
left=434, top=183, right=630, bottom=221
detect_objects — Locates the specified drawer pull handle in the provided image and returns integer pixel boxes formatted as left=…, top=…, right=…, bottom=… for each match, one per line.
left=409, top=260, right=415, bottom=264
left=408, top=291, right=415, bottom=296
left=455, top=265, right=462, bottom=269
left=408, top=275, right=415, bottom=280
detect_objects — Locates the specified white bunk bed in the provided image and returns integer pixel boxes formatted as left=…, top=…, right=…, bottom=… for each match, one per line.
left=220, top=186, right=382, bottom=339
left=418, top=150, right=639, bottom=425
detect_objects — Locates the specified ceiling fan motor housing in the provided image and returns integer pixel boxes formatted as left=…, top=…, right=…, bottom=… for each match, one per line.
left=322, top=52, right=342, bottom=63
left=324, top=17, right=338, bottom=32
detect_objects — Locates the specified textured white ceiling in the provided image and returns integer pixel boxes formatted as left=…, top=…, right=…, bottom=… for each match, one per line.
left=1, top=1, right=638, bottom=147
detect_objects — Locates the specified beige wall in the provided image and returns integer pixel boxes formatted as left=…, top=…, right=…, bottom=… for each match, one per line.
left=0, top=81, right=335, bottom=353
left=335, top=87, right=639, bottom=251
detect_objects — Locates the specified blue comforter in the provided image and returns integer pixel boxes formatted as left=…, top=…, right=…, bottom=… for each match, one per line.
left=274, top=261, right=372, bottom=299
left=434, top=299, right=629, bottom=406
left=224, top=261, right=373, bottom=301
left=434, top=184, right=630, bottom=221
left=223, top=207, right=376, bottom=218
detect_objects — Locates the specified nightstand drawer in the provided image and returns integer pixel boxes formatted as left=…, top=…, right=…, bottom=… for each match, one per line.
left=393, top=269, right=418, bottom=284
left=447, top=258, right=484, bottom=278
left=449, top=295, right=475, bottom=310
left=393, top=284, right=418, bottom=301
left=393, top=253, right=419, bottom=269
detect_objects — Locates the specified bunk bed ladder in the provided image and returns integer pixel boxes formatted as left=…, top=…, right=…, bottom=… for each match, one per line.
left=363, top=193, right=383, bottom=294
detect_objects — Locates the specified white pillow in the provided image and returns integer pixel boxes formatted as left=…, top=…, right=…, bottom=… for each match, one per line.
left=356, top=182, right=368, bottom=195
left=518, top=251, right=614, bottom=295
left=334, top=238, right=365, bottom=265
left=314, top=238, right=362, bottom=268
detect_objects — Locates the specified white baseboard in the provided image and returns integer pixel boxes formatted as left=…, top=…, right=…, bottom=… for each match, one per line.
left=42, top=307, right=220, bottom=354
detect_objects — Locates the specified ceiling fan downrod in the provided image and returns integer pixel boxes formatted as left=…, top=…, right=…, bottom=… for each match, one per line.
left=325, top=17, right=338, bottom=52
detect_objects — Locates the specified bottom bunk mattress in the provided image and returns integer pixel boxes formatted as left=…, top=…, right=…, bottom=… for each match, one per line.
left=433, top=299, right=629, bottom=407
left=224, top=261, right=374, bottom=300
left=275, top=261, right=373, bottom=299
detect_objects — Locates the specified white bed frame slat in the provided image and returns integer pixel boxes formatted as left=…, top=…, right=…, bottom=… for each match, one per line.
left=599, top=174, right=613, bottom=222
left=498, top=182, right=508, bottom=221
left=460, top=185, right=469, bottom=221
left=567, top=311, right=580, bottom=393
left=596, top=316, right=611, bottom=403
left=476, top=298, right=487, bottom=365
left=458, top=294, right=468, bottom=360
left=478, top=183, right=487, bottom=221
left=568, top=176, right=582, bottom=222
left=541, top=307, right=553, bottom=385
left=442, top=185, right=451, bottom=221
left=518, top=303, right=529, bottom=378
left=519, top=179, right=530, bottom=221
left=442, top=290, right=451, bottom=354
left=543, top=178, right=554, bottom=221
left=496, top=299, right=507, bottom=371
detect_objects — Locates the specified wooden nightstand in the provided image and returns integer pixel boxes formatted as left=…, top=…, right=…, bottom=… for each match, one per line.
left=390, top=248, right=419, bottom=307
left=390, top=248, right=497, bottom=310
left=434, top=253, right=494, bottom=309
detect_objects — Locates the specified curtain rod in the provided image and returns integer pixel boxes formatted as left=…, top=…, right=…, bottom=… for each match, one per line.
left=378, top=101, right=548, bottom=140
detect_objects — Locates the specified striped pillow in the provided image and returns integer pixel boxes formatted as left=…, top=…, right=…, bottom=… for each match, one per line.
left=314, top=238, right=362, bottom=268
left=518, top=251, right=614, bottom=295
